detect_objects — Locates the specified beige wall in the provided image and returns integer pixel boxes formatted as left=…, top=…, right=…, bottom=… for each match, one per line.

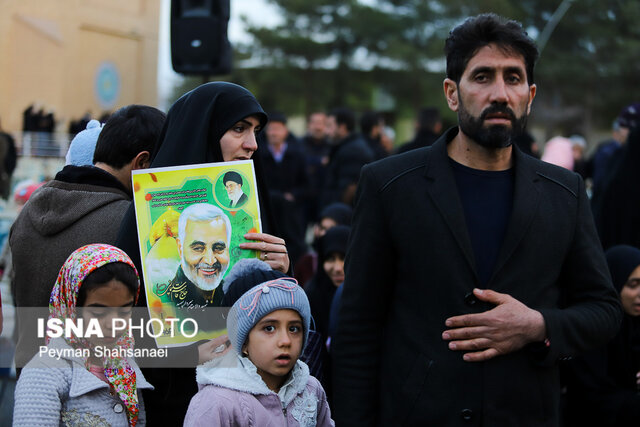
left=0, top=0, right=160, bottom=134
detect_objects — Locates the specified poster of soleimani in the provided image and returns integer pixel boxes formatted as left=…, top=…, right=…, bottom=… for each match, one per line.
left=132, top=160, right=262, bottom=346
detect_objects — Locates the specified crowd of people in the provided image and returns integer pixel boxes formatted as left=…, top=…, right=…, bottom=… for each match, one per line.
left=1, top=12, right=639, bottom=426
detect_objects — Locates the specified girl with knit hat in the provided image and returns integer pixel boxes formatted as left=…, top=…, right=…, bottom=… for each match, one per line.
left=184, top=277, right=334, bottom=426
left=14, top=244, right=152, bottom=426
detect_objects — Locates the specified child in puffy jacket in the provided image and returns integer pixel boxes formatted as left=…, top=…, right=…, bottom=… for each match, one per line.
left=184, top=277, right=334, bottom=426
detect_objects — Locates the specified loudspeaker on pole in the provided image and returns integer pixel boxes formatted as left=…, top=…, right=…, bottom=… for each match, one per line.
left=171, top=0, right=232, bottom=75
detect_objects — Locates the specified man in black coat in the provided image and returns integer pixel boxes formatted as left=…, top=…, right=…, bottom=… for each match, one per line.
left=332, top=14, right=622, bottom=427
left=395, top=106, right=443, bottom=154
left=321, top=107, right=374, bottom=207
left=301, top=111, right=331, bottom=222
left=360, top=111, right=388, bottom=161
left=259, top=112, right=310, bottom=266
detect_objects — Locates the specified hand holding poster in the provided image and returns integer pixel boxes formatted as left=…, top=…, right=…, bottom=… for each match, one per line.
left=132, top=160, right=261, bottom=346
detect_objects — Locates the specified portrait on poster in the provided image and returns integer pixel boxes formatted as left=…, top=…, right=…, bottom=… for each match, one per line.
left=132, top=160, right=262, bottom=346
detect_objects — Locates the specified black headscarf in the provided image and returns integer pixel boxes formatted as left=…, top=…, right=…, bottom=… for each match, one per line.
left=311, top=202, right=352, bottom=252
left=599, top=245, right=640, bottom=423
left=564, top=245, right=640, bottom=426
left=604, top=245, right=640, bottom=360
left=116, top=82, right=277, bottom=284
left=149, top=82, right=267, bottom=166
left=319, top=202, right=353, bottom=226
left=605, top=245, right=640, bottom=294
left=319, top=224, right=351, bottom=261
left=305, top=225, right=350, bottom=339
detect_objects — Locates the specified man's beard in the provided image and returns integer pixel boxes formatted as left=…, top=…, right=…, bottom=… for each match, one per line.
left=182, top=258, right=227, bottom=291
left=458, top=101, right=528, bottom=149
left=228, top=188, right=242, bottom=202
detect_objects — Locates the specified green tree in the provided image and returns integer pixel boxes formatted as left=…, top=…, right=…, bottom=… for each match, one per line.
left=171, top=0, right=640, bottom=138
left=238, top=0, right=359, bottom=112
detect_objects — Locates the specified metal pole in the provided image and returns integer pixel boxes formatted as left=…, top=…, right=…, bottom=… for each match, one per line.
left=537, top=0, right=576, bottom=54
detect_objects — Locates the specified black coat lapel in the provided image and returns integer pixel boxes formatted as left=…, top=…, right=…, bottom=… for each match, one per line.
left=490, top=147, right=541, bottom=283
left=424, top=132, right=478, bottom=278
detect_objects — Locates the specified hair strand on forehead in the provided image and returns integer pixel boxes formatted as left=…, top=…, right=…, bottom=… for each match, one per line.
left=445, top=13, right=539, bottom=85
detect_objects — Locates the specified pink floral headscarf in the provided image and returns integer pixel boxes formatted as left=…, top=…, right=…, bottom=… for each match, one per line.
left=48, top=244, right=141, bottom=426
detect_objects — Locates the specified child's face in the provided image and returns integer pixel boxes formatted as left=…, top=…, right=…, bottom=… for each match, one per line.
left=243, top=309, right=304, bottom=392
left=81, top=279, right=135, bottom=347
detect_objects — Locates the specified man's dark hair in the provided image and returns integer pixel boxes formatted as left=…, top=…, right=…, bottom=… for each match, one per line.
left=307, top=111, right=325, bottom=122
left=223, top=171, right=243, bottom=186
left=329, top=107, right=356, bottom=133
left=268, top=111, right=288, bottom=125
left=93, top=105, right=166, bottom=168
left=417, top=107, right=442, bottom=132
left=445, top=13, right=539, bottom=85
left=360, top=111, right=381, bottom=136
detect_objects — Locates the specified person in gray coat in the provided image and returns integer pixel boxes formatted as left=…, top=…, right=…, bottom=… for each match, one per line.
left=10, top=105, right=165, bottom=370
left=14, top=244, right=153, bottom=426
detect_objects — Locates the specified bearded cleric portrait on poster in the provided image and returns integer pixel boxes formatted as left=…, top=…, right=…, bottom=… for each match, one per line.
left=132, top=160, right=262, bottom=346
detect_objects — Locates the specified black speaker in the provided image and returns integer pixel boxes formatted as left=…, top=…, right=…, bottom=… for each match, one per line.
left=171, top=0, right=232, bottom=75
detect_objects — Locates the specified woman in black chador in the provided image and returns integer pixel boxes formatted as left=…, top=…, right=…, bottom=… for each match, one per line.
left=592, top=109, right=640, bottom=250
left=563, top=245, right=640, bottom=426
left=117, top=82, right=290, bottom=425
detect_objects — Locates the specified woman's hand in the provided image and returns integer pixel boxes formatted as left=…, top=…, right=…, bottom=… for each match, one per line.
left=240, top=232, right=290, bottom=273
left=198, top=334, right=231, bottom=365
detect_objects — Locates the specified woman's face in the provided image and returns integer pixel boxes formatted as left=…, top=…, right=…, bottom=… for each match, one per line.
left=220, top=115, right=262, bottom=162
left=620, top=265, right=640, bottom=316
left=323, top=252, right=345, bottom=287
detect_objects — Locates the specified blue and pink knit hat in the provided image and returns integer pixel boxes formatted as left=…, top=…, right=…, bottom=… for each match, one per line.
left=226, top=277, right=311, bottom=355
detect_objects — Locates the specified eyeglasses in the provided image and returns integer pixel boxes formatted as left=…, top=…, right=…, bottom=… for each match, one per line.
left=624, top=278, right=640, bottom=289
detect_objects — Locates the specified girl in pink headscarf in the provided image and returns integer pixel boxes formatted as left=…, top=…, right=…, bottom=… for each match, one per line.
left=14, top=244, right=153, bottom=426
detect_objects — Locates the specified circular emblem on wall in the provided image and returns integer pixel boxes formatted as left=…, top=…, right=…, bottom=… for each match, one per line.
left=94, top=62, right=121, bottom=109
